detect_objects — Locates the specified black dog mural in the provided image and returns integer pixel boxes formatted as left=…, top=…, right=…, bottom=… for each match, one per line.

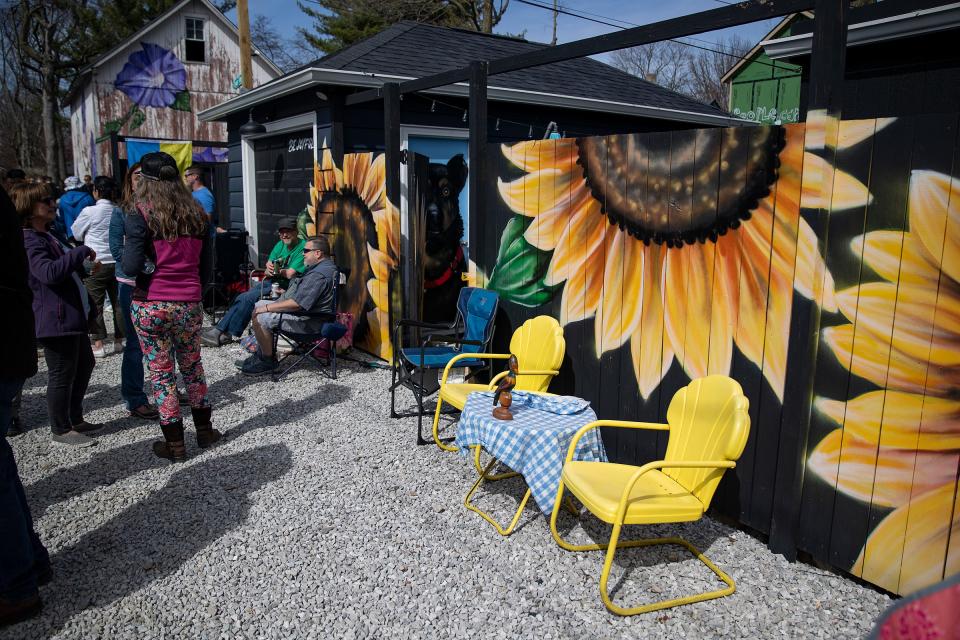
left=420, top=154, right=468, bottom=322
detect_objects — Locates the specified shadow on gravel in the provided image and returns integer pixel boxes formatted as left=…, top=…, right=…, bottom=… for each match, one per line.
left=24, top=385, right=351, bottom=519
left=6, top=445, right=293, bottom=639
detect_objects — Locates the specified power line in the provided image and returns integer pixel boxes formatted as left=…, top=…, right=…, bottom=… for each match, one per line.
left=514, top=0, right=790, bottom=73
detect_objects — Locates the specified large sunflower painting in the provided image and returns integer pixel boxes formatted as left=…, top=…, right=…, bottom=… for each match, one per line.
left=298, top=148, right=400, bottom=361
left=493, top=123, right=876, bottom=402
left=809, top=168, right=960, bottom=595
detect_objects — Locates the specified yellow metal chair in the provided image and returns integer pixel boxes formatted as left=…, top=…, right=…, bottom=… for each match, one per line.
left=550, top=375, right=750, bottom=616
left=431, top=315, right=565, bottom=453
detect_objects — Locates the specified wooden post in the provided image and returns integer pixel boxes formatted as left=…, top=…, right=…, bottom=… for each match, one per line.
left=329, top=91, right=345, bottom=167
left=237, top=0, right=253, bottom=90
left=383, top=82, right=401, bottom=337
left=110, top=131, right=121, bottom=181
left=468, top=61, right=487, bottom=280
left=769, top=0, right=848, bottom=559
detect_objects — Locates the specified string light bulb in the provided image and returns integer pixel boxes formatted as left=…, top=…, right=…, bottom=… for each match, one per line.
left=462, top=110, right=468, bottom=122
left=430, top=100, right=436, bottom=112
left=495, top=118, right=500, bottom=131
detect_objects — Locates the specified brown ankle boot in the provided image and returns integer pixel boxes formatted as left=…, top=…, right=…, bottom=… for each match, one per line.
left=191, top=406, right=221, bottom=448
left=153, top=421, right=186, bottom=462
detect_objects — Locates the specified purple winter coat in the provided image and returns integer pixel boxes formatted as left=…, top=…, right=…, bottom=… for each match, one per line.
left=22, top=228, right=95, bottom=338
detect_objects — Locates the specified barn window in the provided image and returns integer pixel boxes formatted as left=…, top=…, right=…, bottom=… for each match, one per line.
left=184, top=17, right=205, bottom=63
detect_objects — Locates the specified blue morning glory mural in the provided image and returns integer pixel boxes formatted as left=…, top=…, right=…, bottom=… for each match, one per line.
left=97, top=43, right=192, bottom=142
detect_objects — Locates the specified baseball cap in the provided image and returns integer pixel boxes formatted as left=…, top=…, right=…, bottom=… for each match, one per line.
left=139, top=152, right=180, bottom=182
left=278, top=217, right=298, bottom=231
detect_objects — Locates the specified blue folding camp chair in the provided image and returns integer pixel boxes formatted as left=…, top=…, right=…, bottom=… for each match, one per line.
left=390, top=287, right=499, bottom=445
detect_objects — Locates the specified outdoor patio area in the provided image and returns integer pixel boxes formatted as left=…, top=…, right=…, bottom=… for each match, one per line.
left=5, top=346, right=891, bottom=639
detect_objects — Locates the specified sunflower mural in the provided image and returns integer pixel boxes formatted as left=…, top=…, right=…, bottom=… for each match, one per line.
left=298, top=148, right=400, bottom=360
left=809, top=168, right=960, bottom=595
left=491, top=123, right=875, bottom=401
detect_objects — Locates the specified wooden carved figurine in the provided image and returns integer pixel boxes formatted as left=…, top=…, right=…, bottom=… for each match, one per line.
left=492, top=354, right=518, bottom=420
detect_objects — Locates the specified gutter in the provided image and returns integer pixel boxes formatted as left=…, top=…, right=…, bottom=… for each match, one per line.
left=197, top=67, right=748, bottom=127
left=761, top=2, right=960, bottom=59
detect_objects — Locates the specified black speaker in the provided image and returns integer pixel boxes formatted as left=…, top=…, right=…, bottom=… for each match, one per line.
left=214, top=230, right=249, bottom=283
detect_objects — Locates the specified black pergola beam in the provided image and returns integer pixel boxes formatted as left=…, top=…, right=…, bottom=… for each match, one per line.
left=467, top=61, right=487, bottom=261
left=344, top=0, right=814, bottom=107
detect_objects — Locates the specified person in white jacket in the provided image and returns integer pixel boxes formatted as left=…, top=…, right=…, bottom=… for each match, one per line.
left=72, top=176, right=124, bottom=357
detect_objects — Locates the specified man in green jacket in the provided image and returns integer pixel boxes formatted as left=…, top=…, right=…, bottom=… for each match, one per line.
left=201, top=218, right=305, bottom=347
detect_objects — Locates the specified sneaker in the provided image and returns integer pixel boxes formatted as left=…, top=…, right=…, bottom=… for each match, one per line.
left=0, top=593, right=42, bottom=627
left=235, top=351, right=260, bottom=370
left=92, top=345, right=108, bottom=358
left=51, top=431, right=96, bottom=447
left=130, top=405, right=159, bottom=420
left=241, top=354, right=278, bottom=377
left=200, top=327, right=232, bottom=347
left=72, top=421, right=103, bottom=434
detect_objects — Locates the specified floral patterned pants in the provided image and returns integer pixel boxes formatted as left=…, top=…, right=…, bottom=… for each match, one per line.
left=131, top=301, right=209, bottom=425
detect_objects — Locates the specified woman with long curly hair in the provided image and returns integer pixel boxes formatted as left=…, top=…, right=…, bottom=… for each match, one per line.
left=122, top=152, right=217, bottom=461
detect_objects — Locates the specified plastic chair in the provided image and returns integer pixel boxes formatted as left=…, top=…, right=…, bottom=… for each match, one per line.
left=432, top=315, right=565, bottom=453
left=270, top=270, right=347, bottom=381
left=389, top=287, right=499, bottom=444
left=549, top=375, right=750, bottom=616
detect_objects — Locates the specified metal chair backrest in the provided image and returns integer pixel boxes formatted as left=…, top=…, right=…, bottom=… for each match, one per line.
left=457, top=287, right=499, bottom=354
left=510, top=315, right=565, bottom=392
left=663, top=375, right=750, bottom=508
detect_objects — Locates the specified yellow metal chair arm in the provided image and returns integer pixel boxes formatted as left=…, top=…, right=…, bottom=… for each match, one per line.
left=438, top=353, right=512, bottom=387
left=564, top=419, right=670, bottom=463
left=614, top=459, right=737, bottom=523
left=487, top=369, right=562, bottom=389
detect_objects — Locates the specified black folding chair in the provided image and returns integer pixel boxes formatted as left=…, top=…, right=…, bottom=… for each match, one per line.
left=389, top=287, right=499, bottom=444
left=270, top=270, right=347, bottom=381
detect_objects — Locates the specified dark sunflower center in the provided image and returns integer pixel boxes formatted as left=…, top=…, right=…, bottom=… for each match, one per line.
left=576, top=126, right=785, bottom=247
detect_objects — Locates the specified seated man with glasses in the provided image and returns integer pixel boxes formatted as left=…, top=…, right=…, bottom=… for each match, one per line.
left=201, top=218, right=304, bottom=347
left=240, top=236, right=338, bottom=376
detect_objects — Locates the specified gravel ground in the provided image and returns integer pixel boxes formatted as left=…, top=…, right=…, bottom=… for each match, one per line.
left=4, top=342, right=892, bottom=639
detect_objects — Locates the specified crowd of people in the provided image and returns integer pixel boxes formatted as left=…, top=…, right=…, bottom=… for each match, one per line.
left=0, top=152, right=339, bottom=626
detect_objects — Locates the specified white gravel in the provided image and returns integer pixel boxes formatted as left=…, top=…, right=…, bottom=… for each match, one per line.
left=4, top=343, right=892, bottom=639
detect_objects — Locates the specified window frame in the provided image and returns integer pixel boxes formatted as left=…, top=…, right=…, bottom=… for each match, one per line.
left=183, top=16, right=206, bottom=63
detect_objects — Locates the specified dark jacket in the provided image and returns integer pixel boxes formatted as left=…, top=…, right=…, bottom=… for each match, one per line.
left=108, top=205, right=131, bottom=282
left=22, top=227, right=94, bottom=339
left=0, top=188, right=37, bottom=380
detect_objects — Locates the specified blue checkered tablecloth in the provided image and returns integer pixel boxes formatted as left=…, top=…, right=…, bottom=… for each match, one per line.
left=455, top=391, right=607, bottom=515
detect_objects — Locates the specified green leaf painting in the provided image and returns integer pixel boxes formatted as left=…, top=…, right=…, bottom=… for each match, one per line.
left=129, top=106, right=146, bottom=130
left=170, top=89, right=192, bottom=112
left=487, top=215, right=558, bottom=307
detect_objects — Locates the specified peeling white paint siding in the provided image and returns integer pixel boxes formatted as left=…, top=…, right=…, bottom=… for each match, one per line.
left=69, top=0, right=279, bottom=177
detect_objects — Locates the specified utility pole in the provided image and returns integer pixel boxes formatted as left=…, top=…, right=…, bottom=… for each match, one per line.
left=237, top=0, right=253, bottom=89
left=551, top=0, right=557, bottom=45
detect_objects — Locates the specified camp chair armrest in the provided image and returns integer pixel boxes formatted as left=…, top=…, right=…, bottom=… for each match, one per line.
left=613, top=459, right=737, bottom=522
left=487, top=369, right=561, bottom=388
left=564, top=419, right=670, bottom=462
left=439, top=352, right=511, bottom=386
left=394, top=318, right=457, bottom=332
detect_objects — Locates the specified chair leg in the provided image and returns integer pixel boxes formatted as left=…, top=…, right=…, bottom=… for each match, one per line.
left=432, top=398, right=459, bottom=452
left=549, top=481, right=737, bottom=616
left=471, top=444, right=519, bottom=481
left=464, top=456, right=531, bottom=536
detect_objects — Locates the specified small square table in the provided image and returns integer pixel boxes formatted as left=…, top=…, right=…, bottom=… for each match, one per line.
left=455, top=390, right=607, bottom=535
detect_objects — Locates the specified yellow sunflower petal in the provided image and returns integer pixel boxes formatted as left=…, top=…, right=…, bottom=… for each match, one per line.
left=910, top=170, right=960, bottom=284
left=808, top=429, right=956, bottom=508
left=822, top=324, right=960, bottom=393
left=836, top=118, right=895, bottom=150
left=854, top=481, right=960, bottom=594
left=817, top=390, right=960, bottom=451
left=707, top=234, right=739, bottom=376
left=663, top=245, right=715, bottom=380
left=367, top=244, right=391, bottom=283
left=366, top=277, right=388, bottom=312
left=835, top=282, right=960, bottom=367
left=631, top=245, right=672, bottom=399
left=359, top=153, right=386, bottom=209
left=501, top=139, right=578, bottom=172
left=800, top=152, right=873, bottom=211
left=545, top=199, right=603, bottom=287
left=524, top=208, right=567, bottom=251
left=594, top=228, right=626, bottom=354
left=760, top=270, right=794, bottom=402
left=734, top=226, right=773, bottom=376
left=854, top=230, right=943, bottom=289
left=497, top=169, right=581, bottom=218
left=558, top=223, right=606, bottom=326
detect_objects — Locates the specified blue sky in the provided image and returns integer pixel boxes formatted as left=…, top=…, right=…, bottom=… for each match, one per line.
left=229, top=1, right=781, bottom=63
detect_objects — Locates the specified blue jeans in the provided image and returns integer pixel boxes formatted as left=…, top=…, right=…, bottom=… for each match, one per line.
left=0, top=378, right=49, bottom=600
left=216, top=279, right=272, bottom=337
left=118, top=283, right=148, bottom=410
